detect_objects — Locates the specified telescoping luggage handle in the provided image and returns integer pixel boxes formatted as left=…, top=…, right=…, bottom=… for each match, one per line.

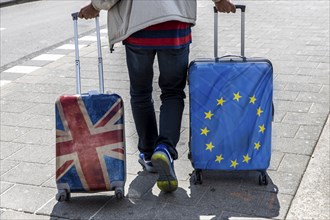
left=71, top=12, right=104, bottom=94
left=214, top=5, right=246, bottom=59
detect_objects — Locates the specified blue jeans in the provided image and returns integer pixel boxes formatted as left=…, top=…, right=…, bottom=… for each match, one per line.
left=125, top=45, right=189, bottom=160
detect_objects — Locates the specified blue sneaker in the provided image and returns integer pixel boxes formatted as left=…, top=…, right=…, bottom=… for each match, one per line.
left=138, top=153, right=157, bottom=173
left=151, top=144, right=178, bottom=193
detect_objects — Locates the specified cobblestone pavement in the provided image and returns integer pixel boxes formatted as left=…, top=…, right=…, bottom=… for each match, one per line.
left=1, top=0, right=329, bottom=219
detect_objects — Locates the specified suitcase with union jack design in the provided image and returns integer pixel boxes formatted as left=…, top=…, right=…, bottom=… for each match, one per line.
left=188, top=5, right=273, bottom=185
left=55, top=13, right=125, bottom=202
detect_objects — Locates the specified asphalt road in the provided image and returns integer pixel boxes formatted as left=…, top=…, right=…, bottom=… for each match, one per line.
left=0, top=0, right=108, bottom=70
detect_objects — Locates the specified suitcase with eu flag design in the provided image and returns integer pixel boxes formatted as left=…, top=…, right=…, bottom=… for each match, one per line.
left=55, top=13, right=125, bottom=202
left=188, top=5, right=273, bottom=185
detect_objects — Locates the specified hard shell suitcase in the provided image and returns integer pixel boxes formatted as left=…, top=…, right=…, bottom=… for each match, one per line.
left=55, top=13, right=126, bottom=201
left=188, top=5, right=273, bottom=185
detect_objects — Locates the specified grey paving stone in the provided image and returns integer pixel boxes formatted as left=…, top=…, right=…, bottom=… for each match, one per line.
left=1, top=91, right=39, bottom=102
left=0, top=100, right=35, bottom=113
left=273, top=100, right=312, bottom=113
left=30, top=93, right=62, bottom=104
left=7, top=144, right=54, bottom=164
left=295, top=125, right=323, bottom=141
left=309, top=103, right=330, bottom=114
left=1, top=162, right=53, bottom=185
left=92, top=197, right=166, bottom=220
left=275, top=74, right=312, bottom=84
left=0, top=125, right=31, bottom=142
left=24, top=103, right=55, bottom=116
left=269, top=150, right=284, bottom=171
left=13, top=128, right=54, bottom=146
left=0, top=159, right=20, bottom=175
left=272, top=137, right=316, bottom=155
left=0, top=210, right=50, bottom=220
left=277, top=153, right=310, bottom=175
left=273, top=91, right=299, bottom=101
left=0, top=181, right=14, bottom=194
left=283, top=82, right=322, bottom=93
left=296, top=91, right=329, bottom=103
left=42, top=176, right=56, bottom=189
left=272, top=123, right=299, bottom=138
left=0, top=141, right=25, bottom=159
left=0, top=184, right=56, bottom=213
left=18, top=115, right=54, bottom=130
left=267, top=171, right=302, bottom=195
left=282, top=112, right=328, bottom=125
left=309, top=75, right=330, bottom=85
left=0, top=112, right=34, bottom=127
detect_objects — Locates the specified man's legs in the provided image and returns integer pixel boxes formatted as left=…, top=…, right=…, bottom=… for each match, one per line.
left=151, top=46, right=190, bottom=192
left=125, top=45, right=158, bottom=161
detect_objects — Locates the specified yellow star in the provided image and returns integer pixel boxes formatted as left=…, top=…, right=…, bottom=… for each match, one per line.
left=242, top=154, right=251, bottom=163
left=249, top=95, right=257, bottom=104
left=217, top=97, right=226, bottom=106
left=205, top=142, right=215, bottom=152
left=230, top=159, right=239, bottom=168
left=257, top=107, right=264, bottom=117
left=233, top=92, right=242, bottom=102
left=215, top=154, right=224, bottom=163
left=259, top=124, right=266, bottom=134
left=201, top=127, right=210, bottom=136
left=254, top=141, right=261, bottom=150
left=204, top=111, right=214, bottom=120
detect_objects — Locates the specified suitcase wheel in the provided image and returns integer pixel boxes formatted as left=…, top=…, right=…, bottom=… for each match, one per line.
left=115, top=187, right=124, bottom=199
left=56, top=189, right=71, bottom=202
left=258, top=173, right=268, bottom=185
left=193, top=169, right=203, bottom=185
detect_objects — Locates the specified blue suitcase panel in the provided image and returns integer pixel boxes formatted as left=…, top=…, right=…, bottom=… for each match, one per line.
left=189, top=59, right=273, bottom=171
left=55, top=93, right=125, bottom=192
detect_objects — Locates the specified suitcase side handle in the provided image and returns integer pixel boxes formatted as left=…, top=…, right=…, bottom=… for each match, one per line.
left=214, top=5, right=246, bottom=59
left=71, top=12, right=104, bottom=94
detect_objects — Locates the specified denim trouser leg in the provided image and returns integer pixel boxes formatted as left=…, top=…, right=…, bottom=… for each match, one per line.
left=156, top=47, right=189, bottom=160
left=125, top=46, right=158, bottom=160
left=125, top=45, right=189, bottom=160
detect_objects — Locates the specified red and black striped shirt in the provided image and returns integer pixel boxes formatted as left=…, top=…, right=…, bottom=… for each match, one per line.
left=123, top=21, right=192, bottom=49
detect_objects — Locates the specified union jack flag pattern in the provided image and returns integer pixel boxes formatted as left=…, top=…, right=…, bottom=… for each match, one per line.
left=55, top=93, right=125, bottom=192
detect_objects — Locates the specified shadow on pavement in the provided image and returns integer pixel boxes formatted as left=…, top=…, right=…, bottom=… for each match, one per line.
left=50, top=170, right=279, bottom=219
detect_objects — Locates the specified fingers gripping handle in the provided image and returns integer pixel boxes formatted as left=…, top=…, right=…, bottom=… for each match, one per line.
left=214, top=5, right=246, bottom=58
left=71, top=13, right=104, bottom=94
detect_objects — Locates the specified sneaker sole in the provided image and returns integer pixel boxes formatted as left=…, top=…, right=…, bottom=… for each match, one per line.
left=151, top=152, right=178, bottom=193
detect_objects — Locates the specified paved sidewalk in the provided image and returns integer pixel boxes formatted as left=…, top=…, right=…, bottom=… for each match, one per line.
left=0, top=0, right=329, bottom=219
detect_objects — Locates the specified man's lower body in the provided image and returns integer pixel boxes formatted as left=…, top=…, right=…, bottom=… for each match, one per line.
left=125, top=45, right=189, bottom=192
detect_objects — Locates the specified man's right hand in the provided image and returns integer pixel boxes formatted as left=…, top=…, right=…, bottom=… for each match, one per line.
left=214, top=0, right=236, bottom=13
left=78, top=3, right=100, bottom=19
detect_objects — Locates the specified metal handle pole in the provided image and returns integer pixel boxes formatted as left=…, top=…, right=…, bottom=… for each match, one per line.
left=214, top=7, right=218, bottom=58
left=72, top=13, right=81, bottom=94
left=95, top=16, right=105, bottom=94
left=213, top=5, right=246, bottom=58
